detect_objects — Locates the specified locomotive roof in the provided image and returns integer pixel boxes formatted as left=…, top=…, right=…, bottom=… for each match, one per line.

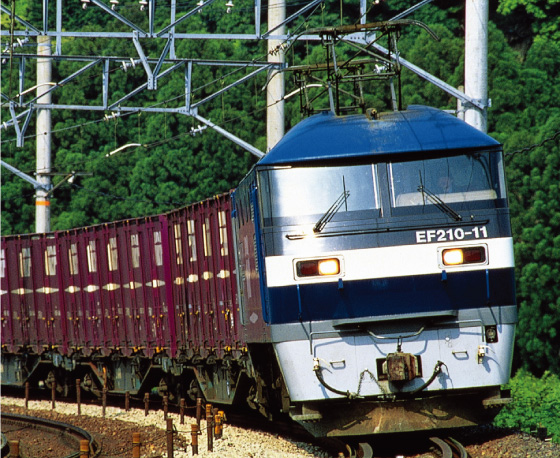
left=258, top=105, right=501, bottom=166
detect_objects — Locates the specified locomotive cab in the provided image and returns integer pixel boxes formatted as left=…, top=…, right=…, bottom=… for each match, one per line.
left=239, top=106, right=516, bottom=437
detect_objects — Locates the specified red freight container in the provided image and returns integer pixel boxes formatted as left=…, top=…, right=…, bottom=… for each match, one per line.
left=1, top=193, right=242, bottom=360
left=167, top=194, right=241, bottom=359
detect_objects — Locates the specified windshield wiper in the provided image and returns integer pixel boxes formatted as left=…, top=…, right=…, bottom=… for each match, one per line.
left=313, top=190, right=350, bottom=233
left=418, top=185, right=462, bottom=221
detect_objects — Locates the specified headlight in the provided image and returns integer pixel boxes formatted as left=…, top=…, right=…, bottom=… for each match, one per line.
left=441, top=246, right=486, bottom=266
left=318, top=259, right=340, bottom=275
left=295, top=257, right=341, bottom=278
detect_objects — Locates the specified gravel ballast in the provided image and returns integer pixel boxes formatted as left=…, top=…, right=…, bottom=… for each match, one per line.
left=3, top=396, right=560, bottom=457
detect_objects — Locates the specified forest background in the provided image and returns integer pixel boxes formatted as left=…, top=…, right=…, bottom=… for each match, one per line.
left=2, top=0, right=560, bottom=440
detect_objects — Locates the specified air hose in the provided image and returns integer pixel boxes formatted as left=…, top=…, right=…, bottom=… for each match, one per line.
left=313, top=358, right=446, bottom=400
left=313, top=358, right=358, bottom=399
left=405, top=360, right=446, bottom=396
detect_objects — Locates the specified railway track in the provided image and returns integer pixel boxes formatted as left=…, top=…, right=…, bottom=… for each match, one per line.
left=1, top=413, right=99, bottom=458
left=2, top=391, right=471, bottom=458
left=339, top=435, right=469, bottom=458
left=2, top=388, right=338, bottom=456
left=429, top=437, right=468, bottom=458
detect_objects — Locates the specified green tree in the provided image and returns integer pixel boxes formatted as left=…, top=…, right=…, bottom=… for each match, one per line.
left=3, top=2, right=560, bottom=379
left=498, top=0, right=560, bottom=41
left=1, top=3, right=265, bottom=234
left=399, top=23, right=463, bottom=110
left=507, top=119, right=560, bottom=375
left=504, top=36, right=560, bottom=375
left=495, top=369, right=560, bottom=443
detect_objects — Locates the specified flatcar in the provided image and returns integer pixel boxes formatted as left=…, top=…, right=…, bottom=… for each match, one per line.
left=1, top=105, right=516, bottom=438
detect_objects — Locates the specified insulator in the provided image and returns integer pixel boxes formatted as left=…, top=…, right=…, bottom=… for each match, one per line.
left=104, top=112, right=120, bottom=122
left=81, top=0, right=91, bottom=10
left=121, top=58, right=137, bottom=72
left=110, top=0, right=119, bottom=10
left=225, top=0, right=234, bottom=13
left=139, top=0, right=148, bottom=11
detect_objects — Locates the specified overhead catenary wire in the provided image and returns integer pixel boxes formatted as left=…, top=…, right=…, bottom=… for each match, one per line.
left=1, top=0, right=321, bottom=158
left=505, top=129, right=560, bottom=158
left=3, top=77, right=300, bottom=179
left=69, top=182, right=186, bottom=207
left=1, top=0, right=312, bottom=44
left=1, top=0, right=359, bottom=204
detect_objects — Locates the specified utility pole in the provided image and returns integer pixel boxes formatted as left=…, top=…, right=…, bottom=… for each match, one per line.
left=36, top=35, right=52, bottom=233
left=464, top=0, right=488, bottom=133
left=267, top=0, right=285, bottom=151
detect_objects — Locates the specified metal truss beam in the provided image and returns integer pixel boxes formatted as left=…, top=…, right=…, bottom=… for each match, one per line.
left=8, top=103, right=34, bottom=147
left=1, top=53, right=280, bottom=113
left=89, top=0, right=146, bottom=35
left=0, top=0, right=314, bottom=156
left=25, top=59, right=102, bottom=106
left=156, top=0, right=221, bottom=37
left=191, top=64, right=273, bottom=110
left=108, top=60, right=185, bottom=110
left=0, top=4, right=41, bottom=33
left=0, top=0, right=292, bottom=42
left=0, top=0, right=480, bottom=156
left=0, top=159, right=48, bottom=191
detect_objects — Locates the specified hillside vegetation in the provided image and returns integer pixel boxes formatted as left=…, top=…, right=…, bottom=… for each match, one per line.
left=2, top=0, right=559, bottom=439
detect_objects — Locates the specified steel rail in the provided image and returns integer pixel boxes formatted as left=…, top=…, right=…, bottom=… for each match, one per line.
left=1, top=432, right=7, bottom=457
left=430, top=436, right=468, bottom=458
left=430, top=437, right=453, bottom=458
left=1, top=412, right=100, bottom=458
left=447, top=437, right=469, bottom=458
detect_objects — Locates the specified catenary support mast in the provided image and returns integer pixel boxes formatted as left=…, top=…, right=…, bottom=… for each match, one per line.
left=267, top=0, right=286, bottom=151
left=464, top=0, right=488, bottom=133
left=36, top=35, right=52, bottom=233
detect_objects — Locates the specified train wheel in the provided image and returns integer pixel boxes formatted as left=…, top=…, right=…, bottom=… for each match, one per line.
left=187, top=378, right=202, bottom=402
left=157, top=378, right=169, bottom=398
left=81, top=373, right=102, bottom=397
left=345, top=442, right=374, bottom=458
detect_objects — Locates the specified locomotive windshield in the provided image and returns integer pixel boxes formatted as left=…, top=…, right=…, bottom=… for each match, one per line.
left=389, top=151, right=506, bottom=209
left=258, top=151, right=506, bottom=226
left=258, top=164, right=379, bottom=223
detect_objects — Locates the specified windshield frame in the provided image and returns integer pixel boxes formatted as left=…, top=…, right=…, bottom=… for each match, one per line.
left=257, top=163, right=381, bottom=228
left=256, top=149, right=507, bottom=229
left=386, top=150, right=507, bottom=217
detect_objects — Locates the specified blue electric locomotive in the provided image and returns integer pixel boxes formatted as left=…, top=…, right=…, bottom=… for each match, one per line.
left=1, top=105, right=515, bottom=440
left=232, top=105, right=515, bottom=436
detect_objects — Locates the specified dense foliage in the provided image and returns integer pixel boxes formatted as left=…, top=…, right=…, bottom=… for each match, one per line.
left=1, top=2, right=559, bottom=379
left=495, top=369, right=560, bottom=443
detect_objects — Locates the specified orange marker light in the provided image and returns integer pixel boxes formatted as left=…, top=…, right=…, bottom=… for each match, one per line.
left=296, top=258, right=341, bottom=278
left=442, top=249, right=464, bottom=265
left=442, top=246, right=486, bottom=266
left=318, top=259, right=340, bottom=276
